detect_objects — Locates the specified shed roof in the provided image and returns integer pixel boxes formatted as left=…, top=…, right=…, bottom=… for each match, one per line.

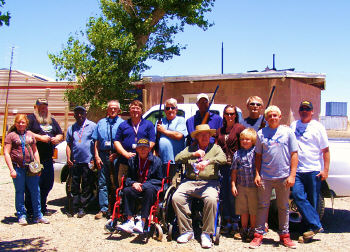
left=141, top=70, right=326, bottom=90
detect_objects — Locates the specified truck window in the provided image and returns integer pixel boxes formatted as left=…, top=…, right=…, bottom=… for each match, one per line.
left=144, top=110, right=185, bottom=125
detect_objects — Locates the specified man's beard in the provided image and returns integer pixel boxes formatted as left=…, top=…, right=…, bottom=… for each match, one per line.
left=34, top=109, right=52, bottom=125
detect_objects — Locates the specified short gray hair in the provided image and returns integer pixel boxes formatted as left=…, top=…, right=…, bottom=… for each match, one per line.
left=165, top=98, right=177, bottom=107
left=107, top=100, right=120, bottom=109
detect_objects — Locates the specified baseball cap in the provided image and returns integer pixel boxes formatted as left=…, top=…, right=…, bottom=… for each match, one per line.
left=299, top=100, right=313, bottom=110
left=136, top=138, right=150, bottom=148
left=36, top=98, right=48, bottom=105
left=73, top=106, right=86, bottom=112
left=197, top=93, right=209, bottom=102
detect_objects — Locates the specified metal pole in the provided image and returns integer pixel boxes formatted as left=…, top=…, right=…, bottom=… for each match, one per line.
left=1, top=47, right=14, bottom=155
left=221, top=42, right=224, bottom=74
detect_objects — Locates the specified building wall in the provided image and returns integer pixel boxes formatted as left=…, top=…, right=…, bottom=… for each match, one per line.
left=144, top=77, right=322, bottom=125
left=0, top=70, right=75, bottom=138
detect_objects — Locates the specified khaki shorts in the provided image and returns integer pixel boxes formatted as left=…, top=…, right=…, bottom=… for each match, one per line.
left=235, top=184, right=258, bottom=215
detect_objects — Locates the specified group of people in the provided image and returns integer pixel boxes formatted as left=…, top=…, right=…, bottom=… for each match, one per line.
left=4, top=94, right=329, bottom=250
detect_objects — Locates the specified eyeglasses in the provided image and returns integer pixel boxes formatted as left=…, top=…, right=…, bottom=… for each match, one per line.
left=165, top=106, right=176, bottom=111
left=249, top=102, right=262, bottom=107
left=299, top=107, right=312, bottom=111
left=224, top=112, right=236, bottom=116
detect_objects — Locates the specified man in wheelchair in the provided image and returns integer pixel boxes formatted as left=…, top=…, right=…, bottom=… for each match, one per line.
left=172, top=124, right=227, bottom=248
left=117, top=138, right=163, bottom=234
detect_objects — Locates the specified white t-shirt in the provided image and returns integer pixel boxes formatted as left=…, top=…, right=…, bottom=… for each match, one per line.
left=290, top=120, right=329, bottom=173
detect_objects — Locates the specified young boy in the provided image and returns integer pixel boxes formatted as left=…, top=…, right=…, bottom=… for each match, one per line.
left=231, top=128, right=258, bottom=242
left=249, top=105, right=298, bottom=249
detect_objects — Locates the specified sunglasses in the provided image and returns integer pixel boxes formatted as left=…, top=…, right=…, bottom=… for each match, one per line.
left=165, top=106, right=176, bottom=111
left=249, top=102, right=262, bottom=106
left=224, top=112, right=236, bottom=116
left=299, top=107, right=312, bottom=111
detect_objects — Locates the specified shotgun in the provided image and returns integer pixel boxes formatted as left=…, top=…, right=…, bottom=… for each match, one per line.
left=259, top=85, right=276, bottom=129
left=201, top=85, right=219, bottom=124
left=154, top=85, right=164, bottom=152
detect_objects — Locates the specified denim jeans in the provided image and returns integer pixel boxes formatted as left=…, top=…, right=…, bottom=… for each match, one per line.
left=291, top=171, right=322, bottom=231
left=98, top=151, right=115, bottom=212
left=25, top=158, right=54, bottom=214
left=13, top=167, right=42, bottom=219
left=219, top=164, right=237, bottom=220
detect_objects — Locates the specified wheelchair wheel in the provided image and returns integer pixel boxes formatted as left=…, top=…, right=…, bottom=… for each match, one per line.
left=153, top=223, right=163, bottom=241
left=104, top=219, right=117, bottom=234
left=213, top=214, right=221, bottom=245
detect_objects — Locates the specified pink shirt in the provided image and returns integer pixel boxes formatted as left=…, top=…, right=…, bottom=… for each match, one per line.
left=5, top=131, right=36, bottom=167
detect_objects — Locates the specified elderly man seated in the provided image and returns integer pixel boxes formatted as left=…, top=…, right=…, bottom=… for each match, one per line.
left=172, top=124, right=227, bottom=248
left=117, top=138, right=163, bottom=234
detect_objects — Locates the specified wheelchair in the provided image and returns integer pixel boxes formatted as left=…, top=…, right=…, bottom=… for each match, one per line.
left=164, top=163, right=223, bottom=245
left=104, top=160, right=179, bottom=241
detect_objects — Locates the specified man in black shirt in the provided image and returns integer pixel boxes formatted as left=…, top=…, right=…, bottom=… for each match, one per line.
left=241, top=96, right=265, bottom=131
left=25, top=98, right=63, bottom=215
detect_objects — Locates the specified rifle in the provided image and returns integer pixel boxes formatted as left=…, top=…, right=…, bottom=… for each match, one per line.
left=259, top=85, right=276, bottom=129
left=201, top=85, right=220, bottom=124
left=154, top=85, right=164, bottom=152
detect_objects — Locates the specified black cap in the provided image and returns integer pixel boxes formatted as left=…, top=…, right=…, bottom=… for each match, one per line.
left=74, top=106, right=86, bottom=112
left=136, top=138, right=150, bottom=148
left=36, top=98, right=48, bottom=105
left=299, top=100, right=313, bottom=110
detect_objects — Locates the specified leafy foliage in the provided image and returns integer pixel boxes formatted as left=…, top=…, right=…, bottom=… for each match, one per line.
left=0, top=0, right=10, bottom=27
left=49, top=0, right=215, bottom=110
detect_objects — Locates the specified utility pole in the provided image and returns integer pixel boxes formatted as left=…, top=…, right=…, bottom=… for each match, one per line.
left=1, top=47, right=14, bottom=155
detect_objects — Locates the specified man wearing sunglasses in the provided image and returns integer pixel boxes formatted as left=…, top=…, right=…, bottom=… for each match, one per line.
left=156, top=98, right=188, bottom=164
left=290, top=100, right=330, bottom=243
left=241, top=96, right=265, bottom=131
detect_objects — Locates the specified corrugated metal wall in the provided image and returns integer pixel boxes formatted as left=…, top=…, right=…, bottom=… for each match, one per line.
left=320, top=116, right=348, bottom=130
left=326, top=102, right=347, bottom=116
left=0, top=69, right=75, bottom=138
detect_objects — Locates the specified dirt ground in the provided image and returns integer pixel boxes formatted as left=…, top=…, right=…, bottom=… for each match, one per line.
left=1, top=156, right=350, bottom=252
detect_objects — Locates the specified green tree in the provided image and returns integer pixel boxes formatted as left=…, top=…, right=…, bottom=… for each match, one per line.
left=49, top=0, right=215, bottom=110
left=0, top=0, right=10, bottom=27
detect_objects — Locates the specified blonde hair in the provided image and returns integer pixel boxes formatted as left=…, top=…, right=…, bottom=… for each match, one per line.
left=246, top=96, right=263, bottom=107
left=264, top=105, right=281, bottom=117
left=240, top=128, right=257, bottom=145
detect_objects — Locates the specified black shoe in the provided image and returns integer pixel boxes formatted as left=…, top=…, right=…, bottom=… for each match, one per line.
left=77, top=209, right=86, bottom=218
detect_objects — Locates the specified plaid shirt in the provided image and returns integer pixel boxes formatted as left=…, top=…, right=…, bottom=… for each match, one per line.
left=231, top=147, right=256, bottom=187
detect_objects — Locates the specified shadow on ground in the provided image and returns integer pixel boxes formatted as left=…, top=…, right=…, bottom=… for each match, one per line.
left=321, top=207, right=350, bottom=233
left=0, top=237, right=53, bottom=251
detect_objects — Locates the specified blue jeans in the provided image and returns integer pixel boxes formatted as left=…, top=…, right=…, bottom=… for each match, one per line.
left=219, top=164, right=236, bottom=220
left=291, top=171, right=322, bottom=231
left=13, top=167, right=42, bottom=219
left=98, top=151, right=115, bottom=212
left=25, top=158, right=54, bottom=214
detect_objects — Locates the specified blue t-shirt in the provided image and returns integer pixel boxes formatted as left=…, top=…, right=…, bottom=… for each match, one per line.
left=255, top=126, right=298, bottom=180
left=157, top=116, right=188, bottom=164
left=66, top=119, right=96, bottom=163
left=116, top=118, right=156, bottom=153
left=92, top=116, right=124, bottom=151
left=186, top=111, right=222, bottom=145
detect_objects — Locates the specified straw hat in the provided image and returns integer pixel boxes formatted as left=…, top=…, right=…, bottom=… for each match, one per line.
left=190, top=124, right=216, bottom=139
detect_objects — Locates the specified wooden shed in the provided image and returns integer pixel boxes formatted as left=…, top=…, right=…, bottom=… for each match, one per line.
left=0, top=69, right=75, bottom=139
left=141, top=70, right=326, bottom=125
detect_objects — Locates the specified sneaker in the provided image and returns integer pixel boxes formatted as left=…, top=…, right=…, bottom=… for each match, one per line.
left=95, top=211, right=107, bottom=220
left=77, top=209, right=86, bottom=218
left=34, top=217, right=50, bottom=224
left=246, top=228, right=255, bottom=242
left=280, top=233, right=296, bottom=249
left=303, top=227, right=324, bottom=240
left=249, top=233, right=263, bottom=249
left=18, top=217, right=28, bottom=226
left=117, top=219, right=135, bottom=234
left=177, top=231, right=194, bottom=243
left=201, top=233, right=212, bottom=248
left=233, top=231, right=242, bottom=240
left=222, top=222, right=232, bottom=234
left=133, top=219, right=145, bottom=233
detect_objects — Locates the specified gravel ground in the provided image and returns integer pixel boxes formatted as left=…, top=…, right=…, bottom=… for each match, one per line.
left=1, top=156, right=350, bottom=251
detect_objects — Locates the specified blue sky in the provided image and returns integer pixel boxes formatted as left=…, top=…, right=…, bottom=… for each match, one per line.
left=1, top=0, right=350, bottom=115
